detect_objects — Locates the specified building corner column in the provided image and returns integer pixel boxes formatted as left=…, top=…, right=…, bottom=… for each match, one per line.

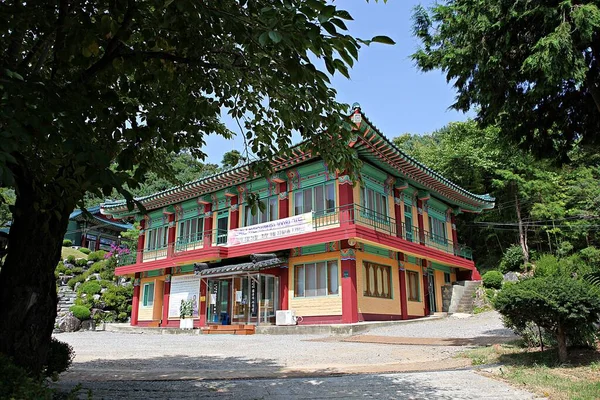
left=337, top=173, right=354, bottom=226
left=229, top=195, right=239, bottom=230
left=166, top=214, right=176, bottom=258
left=131, top=273, right=141, bottom=326
left=341, top=242, right=359, bottom=323
left=203, top=203, right=213, bottom=247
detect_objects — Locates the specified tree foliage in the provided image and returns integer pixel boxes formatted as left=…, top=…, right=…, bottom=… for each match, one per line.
left=0, top=0, right=393, bottom=374
left=412, top=0, right=600, bottom=159
left=494, top=276, right=600, bottom=362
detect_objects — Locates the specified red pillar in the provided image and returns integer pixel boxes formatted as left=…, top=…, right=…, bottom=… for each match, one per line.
left=278, top=182, right=289, bottom=219
left=341, top=244, right=359, bottom=323
left=230, top=196, right=239, bottom=230
left=203, top=203, right=213, bottom=246
left=450, top=213, right=458, bottom=245
left=398, top=254, right=408, bottom=320
left=136, top=219, right=146, bottom=264
left=131, top=273, right=141, bottom=326
left=422, top=260, right=430, bottom=316
left=338, top=174, right=354, bottom=225
left=279, top=267, right=289, bottom=310
left=161, top=268, right=172, bottom=326
left=166, top=214, right=176, bottom=257
left=417, top=199, right=426, bottom=245
left=394, top=189, right=403, bottom=238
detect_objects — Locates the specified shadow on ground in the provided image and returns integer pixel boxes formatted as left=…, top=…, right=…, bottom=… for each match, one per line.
left=497, top=346, right=600, bottom=368
left=53, top=354, right=453, bottom=399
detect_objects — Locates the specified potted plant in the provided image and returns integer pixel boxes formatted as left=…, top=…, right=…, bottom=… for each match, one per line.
left=179, top=299, right=194, bottom=329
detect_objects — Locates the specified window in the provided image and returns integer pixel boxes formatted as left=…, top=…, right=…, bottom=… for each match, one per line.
left=294, top=260, right=338, bottom=297
left=245, top=196, right=278, bottom=226
left=407, top=271, right=420, bottom=301
left=217, top=211, right=228, bottom=245
left=362, top=187, right=388, bottom=219
left=404, top=204, right=413, bottom=241
left=293, top=182, right=336, bottom=216
left=178, top=216, right=204, bottom=243
left=363, top=262, right=392, bottom=299
left=428, top=216, right=447, bottom=244
left=444, top=272, right=451, bottom=284
left=146, top=226, right=168, bottom=250
left=142, top=282, right=154, bottom=307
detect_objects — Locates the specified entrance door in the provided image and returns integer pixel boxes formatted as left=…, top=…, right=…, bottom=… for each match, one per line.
left=207, top=280, right=230, bottom=324
left=428, top=272, right=436, bottom=313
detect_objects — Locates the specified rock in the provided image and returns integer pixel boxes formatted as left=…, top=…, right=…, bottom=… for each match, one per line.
left=81, top=320, right=96, bottom=331
left=93, top=294, right=101, bottom=301
left=74, top=282, right=82, bottom=291
left=63, top=262, right=75, bottom=269
left=100, top=288, right=107, bottom=294
left=87, top=260, right=95, bottom=267
left=58, top=313, right=81, bottom=332
left=503, top=272, right=519, bottom=282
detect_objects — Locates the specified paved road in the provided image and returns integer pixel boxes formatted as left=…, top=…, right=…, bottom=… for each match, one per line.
left=55, top=370, right=539, bottom=399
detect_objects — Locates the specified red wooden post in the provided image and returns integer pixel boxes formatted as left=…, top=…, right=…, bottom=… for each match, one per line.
left=136, top=219, right=145, bottom=264
left=338, top=173, right=354, bottom=226
left=279, top=267, right=289, bottom=310
left=166, top=214, right=176, bottom=258
left=398, top=253, right=408, bottom=319
left=161, top=268, right=172, bottom=326
left=341, top=244, right=359, bottom=323
left=278, top=182, right=289, bottom=219
left=203, top=203, right=213, bottom=246
left=450, top=212, right=458, bottom=245
left=417, top=199, right=426, bottom=245
left=229, top=196, right=239, bottom=230
left=131, top=273, right=141, bottom=326
left=394, top=188, right=403, bottom=238
left=198, top=280, right=207, bottom=327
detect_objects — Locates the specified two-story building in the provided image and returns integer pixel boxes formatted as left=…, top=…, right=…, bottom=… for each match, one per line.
left=65, top=205, right=132, bottom=251
left=101, top=105, right=494, bottom=328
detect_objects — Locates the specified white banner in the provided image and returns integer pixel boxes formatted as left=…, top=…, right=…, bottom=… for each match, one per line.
left=227, top=212, right=314, bottom=246
left=168, top=275, right=201, bottom=319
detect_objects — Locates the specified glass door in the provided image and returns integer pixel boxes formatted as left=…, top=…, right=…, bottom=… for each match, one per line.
left=428, top=272, right=436, bottom=313
left=207, top=280, right=230, bottom=324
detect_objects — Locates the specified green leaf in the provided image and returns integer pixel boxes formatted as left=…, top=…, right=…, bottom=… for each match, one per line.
left=268, top=31, right=282, bottom=43
left=371, top=35, right=395, bottom=45
left=258, top=32, right=269, bottom=46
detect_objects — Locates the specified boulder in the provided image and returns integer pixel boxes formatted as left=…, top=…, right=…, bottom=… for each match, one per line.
left=58, top=313, right=81, bottom=332
left=74, top=282, right=82, bottom=291
left=93, top=294, right=101, bottom=301
left=81, top=320, right=96, bottom=331
left=503, top=272, right=519, bottom=282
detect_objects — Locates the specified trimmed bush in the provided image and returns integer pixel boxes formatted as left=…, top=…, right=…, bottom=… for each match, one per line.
left=87, top=250, right=107, bottom=262
left=67, top=274, right=86, bottom=289
left=79, top=247, right=91, bottom=255
left=66, top=255, right=76, bottom=265
left=70, top=305, right=91, bottom=320
left=45, top=338, right=74, bottom=378
left=482, top=270, right=503, bottom=289
left=70, top=267, right=83, bottom=275
left=55, top=262, right=67, bottom=274
left=75, top=258, right=88, bottom=268
left=533, top=254, right=559, bottom=277
left=78, top=281, right=102, bottom=296
left=62, top=239, right=73, bottom=247
left=494, top=276, right=600, bottom=362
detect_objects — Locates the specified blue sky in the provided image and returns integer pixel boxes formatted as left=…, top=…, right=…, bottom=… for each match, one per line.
left=203, top=1, right=471, bottom=164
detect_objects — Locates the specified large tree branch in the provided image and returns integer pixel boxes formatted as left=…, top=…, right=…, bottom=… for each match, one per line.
left=51, top=0, right=70, bottom=79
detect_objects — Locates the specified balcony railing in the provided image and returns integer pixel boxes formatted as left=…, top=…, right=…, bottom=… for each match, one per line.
left=119, top=204, right=473, bottom=267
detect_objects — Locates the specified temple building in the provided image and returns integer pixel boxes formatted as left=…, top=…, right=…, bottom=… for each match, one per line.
left=66, top=205, right=132, bottom=251
left=101, top=105, right=495, bottom=329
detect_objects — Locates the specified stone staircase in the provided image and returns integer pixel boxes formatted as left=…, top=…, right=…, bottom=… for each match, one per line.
left=56, top=285, right=77, bottom=316
left=448, top=280, right=481, bottom=314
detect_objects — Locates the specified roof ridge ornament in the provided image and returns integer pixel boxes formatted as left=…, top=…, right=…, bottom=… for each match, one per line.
left=351, top=102, right=362, bottom=125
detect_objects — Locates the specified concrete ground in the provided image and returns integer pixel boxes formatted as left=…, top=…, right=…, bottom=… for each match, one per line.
left=54, top=312, right=535, bottom=399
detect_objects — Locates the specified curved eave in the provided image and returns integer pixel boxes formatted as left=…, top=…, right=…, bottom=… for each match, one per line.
left=356, top=115, right=495, bottom=211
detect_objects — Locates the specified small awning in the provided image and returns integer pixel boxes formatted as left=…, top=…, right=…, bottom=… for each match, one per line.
left=200, top=257, right=288, bottom=278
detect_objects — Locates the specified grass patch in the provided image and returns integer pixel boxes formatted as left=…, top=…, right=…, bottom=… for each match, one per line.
left=61, top=247, right=88, bottom=261
left=460, top=343, right=600, bottom=400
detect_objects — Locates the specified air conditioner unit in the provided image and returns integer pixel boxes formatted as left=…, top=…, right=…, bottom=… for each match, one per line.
left=276, top=310, right=297, bottom=326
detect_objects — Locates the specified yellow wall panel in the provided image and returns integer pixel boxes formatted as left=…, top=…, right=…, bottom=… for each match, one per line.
left=138, top=277, right=164, bottom=321
left=405, top=263, right=424, bottom=316
left=356, top=252, right=401, bottom=315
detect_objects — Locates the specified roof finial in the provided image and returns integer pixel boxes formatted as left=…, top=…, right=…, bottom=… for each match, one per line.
left=352, top=102, right=361, bottom=112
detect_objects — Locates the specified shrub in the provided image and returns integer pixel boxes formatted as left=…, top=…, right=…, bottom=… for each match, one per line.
left=87, top=250, right=107, bottom=262
left=70, top=305, right=91, bottom=320
left=88, top=260, right=107, bottom=273
left=66, top=255, right=76, bottom=265
left=79, top=247, right=91, bottom=255
left=67, top=274, right=86, bottom=289
left=55, top=262, right=67, bottom=274
left=102, top=284, right=133, bottom=320
left=533, top=254, right=559, bottom=277
left=78, top=281, right=102, bottom=296
left=75, top=258, right=88, bottom=268
left=45, top=338, right=74, bottom=378
left=62, top=239, right=73, bottom=247
left=482, top=270, right=503, bottom=289
left=0, top=355, right=53, bottom=399
left=580, top=246, right=600, bottom=271
left=499, top=245, right=525, bottom=273
left=70, top=267, right=83, bottom=275
left=494, top=276, right=600, bottom=362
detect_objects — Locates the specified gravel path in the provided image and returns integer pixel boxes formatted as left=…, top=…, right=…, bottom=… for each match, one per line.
left=366, top=311, right=517, bottom=339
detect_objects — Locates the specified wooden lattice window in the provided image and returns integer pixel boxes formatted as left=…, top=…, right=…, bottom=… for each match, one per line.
left=363, top=262, right=392, bottom=299
left=407, top=271, right=420, bottom=301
